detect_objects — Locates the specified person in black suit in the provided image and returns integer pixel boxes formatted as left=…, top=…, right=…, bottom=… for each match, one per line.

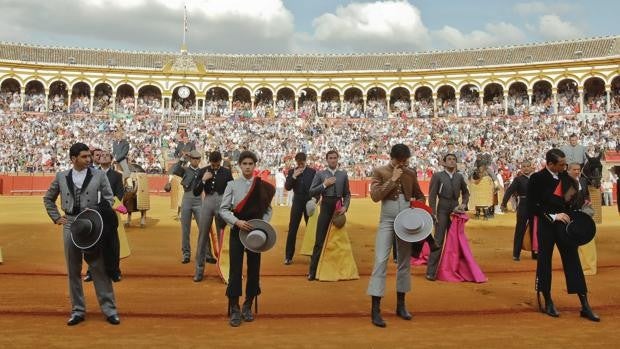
left=85, top=151, right=124, bottom=283
left=307, top=150, right=351, bottom=281
left=425, top=153, right=469, bottom=281
left=283, top=152, right=317, bottom=265
left=527, top=148, right=599, bottom=321
left=500, top=160, right=535, bottom=261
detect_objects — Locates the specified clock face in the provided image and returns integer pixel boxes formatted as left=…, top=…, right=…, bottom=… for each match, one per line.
left=178, top=86, right=190, bottom=99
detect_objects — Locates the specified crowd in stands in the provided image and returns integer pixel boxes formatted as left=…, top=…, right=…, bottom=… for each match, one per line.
left=93, top=90, right=113, bottom=113
left=0, top=91, right=21, bottom=114
left=1, top=111, right=618, bottom=186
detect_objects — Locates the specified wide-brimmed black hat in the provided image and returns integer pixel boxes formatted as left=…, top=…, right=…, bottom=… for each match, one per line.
left=70, top=208, right=104, bottom=251
left=239, top=219, right=277, bottom=253
left=565, top=211, right=596, bottom=246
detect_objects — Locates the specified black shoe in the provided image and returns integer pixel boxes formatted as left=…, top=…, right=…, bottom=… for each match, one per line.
left=182, top=256, right=190, bottom=264
left=229, top=305, right=242, bottom=327
left=580, top=308, right=600, bottom=322
left=396, top=292, right=412, bottom=320
left=371, top=296, right=386, bottom=328
left=241, top=304, right=254, bottom=322
left=531, top=252, right=538, bottom=260
left=205, top=256, right=217, bottom=264
left=106, top=314, right=121, bottom=325
left=193, top=270, right=204, bottom=282
left=67, top=314, right=85, bottom=326
left=111, top=272, right=122, bottom=282
left=513, top=256, right=520, bottom=261
left=425, top=274, right=436, bottom=281
left=543, top=301, right=560, bottom=317
left=307, top=274, right=316, bottom=281
left=284, top=258, right=292, bottom=265
left=83, top=272, right=92, bottom=282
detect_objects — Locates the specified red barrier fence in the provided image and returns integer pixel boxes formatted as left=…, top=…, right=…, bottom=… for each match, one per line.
left=0, top=175, right=616, bottom=202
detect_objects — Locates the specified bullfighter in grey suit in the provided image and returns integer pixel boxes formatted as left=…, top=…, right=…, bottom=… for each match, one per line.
left=171, top=149, right=203, bottom=264
left=43, top=142, right=120, bottom=326
left=112, top=129, right=130, bottom=180
left=307, top=150, right=351, bottom=281
left=425, top=153, right=470, bottom=280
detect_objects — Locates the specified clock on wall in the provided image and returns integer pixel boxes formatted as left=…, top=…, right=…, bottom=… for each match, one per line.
left=178, top=86, right=190, bottom=99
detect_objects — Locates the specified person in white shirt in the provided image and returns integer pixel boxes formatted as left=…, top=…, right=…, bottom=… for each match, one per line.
left=274, top=168, right=286, bottom=206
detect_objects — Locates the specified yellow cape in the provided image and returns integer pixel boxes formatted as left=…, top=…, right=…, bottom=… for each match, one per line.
left=300, top=208, right=319, bottom=256
left=578, top=238, right=597, bottom=275
left=316, top=222, right=359, bottom=282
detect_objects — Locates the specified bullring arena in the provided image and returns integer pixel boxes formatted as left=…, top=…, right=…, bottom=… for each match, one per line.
left=1, top=34, right=620, bottom=348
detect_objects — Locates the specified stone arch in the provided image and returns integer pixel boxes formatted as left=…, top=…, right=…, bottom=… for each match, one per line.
left=205, top=87, right=230, bottom=117
left=389, top=87, right=411, bottom=117
left=610, top=75, right=620, bottom=111
left=91, top=82, right=113, bottom=113
left=531, top=80, right=553, bottom=107
left=137, top=84, right=163, bottom=115
left=366, top=87, right=387, bottom=118
left=69, top=82, right=91, bottom=113
left=433, top=80, right=457, bottom=94
left=232, top=87, right=252, bottom=117
left=171, top=85, right=197, bottom=114
left=343, top=86, right=364, bottom=117
left=436, top=85, right=456, bottom=117
left=459, top=84, right=481, bottom=117
left=115, top=84, right=135, bottom=114
left=582, top=76, right=606, bottom=112
left=23, top=80, right=46, bottom=112
left=48, top=80, right=69, bottom=112
left=0, top=78, right=22, bottom=112
left=320, top=88, right=341, bottom=117
left=413, top=86, right=433, bottom=118
left=507, top=81, right=529, bottom=116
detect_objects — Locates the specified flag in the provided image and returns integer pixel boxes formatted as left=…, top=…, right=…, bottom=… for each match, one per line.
left=184, top=4, right=188, bottom=33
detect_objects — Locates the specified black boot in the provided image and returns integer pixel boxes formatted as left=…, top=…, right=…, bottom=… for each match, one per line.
left=228, top=297, right=242, bottom=327
left=578, top=293, right=600, bottom=322
left=396, top=292, right=412, bottom=320
left=538, top=291, right=559, bottom=317
left=242, top=296, right=255, bottom=322
left=371, top=296, right=386, bottom=328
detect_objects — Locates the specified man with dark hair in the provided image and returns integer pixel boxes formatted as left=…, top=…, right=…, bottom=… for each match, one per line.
left=283, top=152, right=316, bottom=265
left=561, top=134, right=587, bottom=167
left=425, top=153, right=470, bottom=281
left=528, top=148, right=599, bottom=321
left=220, top=150, right=274, bottom=327
left=112, top=130, right=130, bottom=180
left=192, top=150, right=233, bottom=282
left=43, top=142, right=121, bottom=325
left=307, top=150, right=351, bottom=281
left=172, top=149, right=203, bottom=264
left=501, top=160, right=535, bottom=261
left=367, top=144, right=426, bottom=327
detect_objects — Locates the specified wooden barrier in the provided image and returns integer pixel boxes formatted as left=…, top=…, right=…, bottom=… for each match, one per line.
left=1, top=174, right=617, bottom=203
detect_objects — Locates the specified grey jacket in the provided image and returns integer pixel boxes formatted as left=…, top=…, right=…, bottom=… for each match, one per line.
left=309, top=168, right=351, bottom=210
left=428, top=170, right=470, bottom=214
left=112, top=139, right=130, bottom=162
left=43, top=168, right=114, bottom=222
left=219, top=178, right=273, bottom=226
left=560, top=144, right=587, bottom=165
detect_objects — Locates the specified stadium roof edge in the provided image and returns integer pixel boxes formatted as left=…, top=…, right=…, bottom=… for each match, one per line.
left=1, top=35, right=619, bottom=57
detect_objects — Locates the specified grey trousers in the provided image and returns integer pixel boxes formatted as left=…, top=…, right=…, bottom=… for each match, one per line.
left=195, top=193, right=224, bottom=270
left=118, top=158, right=131, bottom=180
left=63, top=216, right=117, bottom=317
left=426, top=209, right=452, bottom=278
left=367, top=196, right=414, bottom=297
left=181, top=192, right=202, bottom=258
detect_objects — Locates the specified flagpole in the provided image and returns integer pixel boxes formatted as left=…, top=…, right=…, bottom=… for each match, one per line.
left=182, top=3, right=187, bottom=52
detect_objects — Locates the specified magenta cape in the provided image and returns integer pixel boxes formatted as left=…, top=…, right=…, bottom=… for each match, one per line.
left=436, top=213, right=487, bottom=283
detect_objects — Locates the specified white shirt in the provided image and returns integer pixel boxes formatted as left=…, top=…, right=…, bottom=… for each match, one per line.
left=72, top=168, right=88, bottom=189
left=275, top=172, right=286, bottom=188
left=444, top=169, right=456, bottom=179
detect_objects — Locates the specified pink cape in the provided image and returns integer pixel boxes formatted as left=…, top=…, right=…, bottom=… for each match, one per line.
left=436, top=213, right=487, bottom=283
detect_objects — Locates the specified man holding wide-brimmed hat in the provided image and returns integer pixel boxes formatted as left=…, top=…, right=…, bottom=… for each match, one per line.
left=171, top=149, right=204, bottom=264
left=528, top=149, right=599, bottom=321
left=220, top=150, right=275, bottom=327
left=367, top=144, right=427, bottom=327
left=43, top=142, right=122, bottom=326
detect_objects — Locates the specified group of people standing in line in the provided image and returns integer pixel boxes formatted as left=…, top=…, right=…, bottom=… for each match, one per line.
left=43, top=130, right=604, bottom=328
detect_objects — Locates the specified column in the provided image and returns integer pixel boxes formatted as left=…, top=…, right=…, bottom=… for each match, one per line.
left=68, top=92, right=72, bottom=113
left=479, top=95, right=483, bottom=117
left=605, top=86, right=611, bottom=112
left=362, top=96, right=367, bottom=116
left=20, top=87, right=26, bottom=110
left=134, top=94, right=138, bottom=113
left=386, top=96, right=391, bottom=118
left=295, top=95, right=299, bottom=114
left=90, top=91, right=95, bottom=113
left=201, top=98, right=206, bottom=117
left=432, top=93, right=437, bottom=117
left=552, top=87, right=558, bottom=114
left=112, top=92, right=117, bottom=113
left=339, top=96, right=344, bottom=114
left=527, top=89, right=532, bottom=106
left=455, top=92, right=460, bottom=116
left=503, top=92, right=508, bottom=115
left=45, top=89, right=49, bottom=112
left=578, top=88, right=584, bottom=114
left=251, top=96, right=255, bottom=115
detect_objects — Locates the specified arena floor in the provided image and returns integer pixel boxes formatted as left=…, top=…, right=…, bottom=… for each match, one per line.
left=0, top=196, right=619, bottom=348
